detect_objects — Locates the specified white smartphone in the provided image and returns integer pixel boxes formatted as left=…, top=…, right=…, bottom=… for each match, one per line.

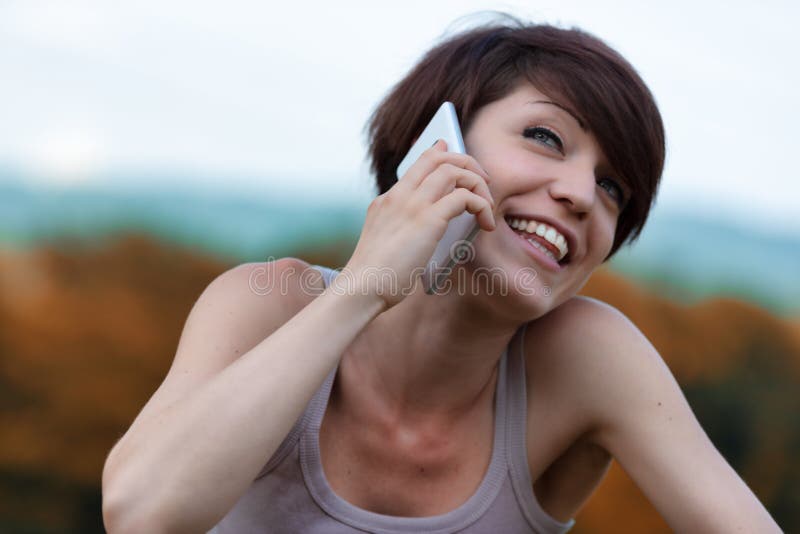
left=396, top=101, right=481, bottom=294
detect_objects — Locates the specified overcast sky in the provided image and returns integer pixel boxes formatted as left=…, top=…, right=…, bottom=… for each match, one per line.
left=1, top=1, right=798, bottom=235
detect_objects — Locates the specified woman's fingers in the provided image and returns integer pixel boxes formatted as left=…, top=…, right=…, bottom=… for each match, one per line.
left=429, top=188, right=496, bottom=232
left=399, top=140, right=491, bottom=190
left=390, top=140, right=495, bottom=230
left=343, top=141, right=495, bottom=309
left=416, top=163, right=495, bottom=209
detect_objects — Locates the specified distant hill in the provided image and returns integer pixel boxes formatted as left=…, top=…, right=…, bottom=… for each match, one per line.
left=1, top=177, right=798, bottom=315
left=609, top=208, right=800, bottom=314
left=0, top=178, right=365, bottom=264
left=0, top=234, right=796, bottom=532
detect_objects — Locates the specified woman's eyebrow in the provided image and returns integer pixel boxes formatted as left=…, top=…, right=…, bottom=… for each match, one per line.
left=527, top=100, right=587, bottom=131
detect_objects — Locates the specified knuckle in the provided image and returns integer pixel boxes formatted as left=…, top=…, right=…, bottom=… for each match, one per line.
left=423, top=146, right=445, bottom=162
left=442, top=152, right=462, bottom=166
left=456, top=153, right=472, bottom=165
left=465, top=155, right=487, bottom=174
left=449, top=152, right=470, bottom=167
left=453, top=187, right=470, bottom=199
left=440, top=162, right=460, bottom=174
left=377, top=191, right=393, bottom=208
left=446, top=163, right=475, bottom=180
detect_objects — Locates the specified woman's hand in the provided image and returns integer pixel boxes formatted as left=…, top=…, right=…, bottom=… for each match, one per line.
left=342, top=140, right=496, bottom=310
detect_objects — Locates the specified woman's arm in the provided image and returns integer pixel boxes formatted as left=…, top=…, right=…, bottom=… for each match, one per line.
left=538, top=297, right=782, bottom=533
left=101, top=258, right=385, bottom=534
left=101, top=142, right=495, bottom=533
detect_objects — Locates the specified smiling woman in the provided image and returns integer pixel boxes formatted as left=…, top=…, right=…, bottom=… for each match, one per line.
left=101, top=14, right=782, bottom=534
left=367, top=21, right=664, bottom=260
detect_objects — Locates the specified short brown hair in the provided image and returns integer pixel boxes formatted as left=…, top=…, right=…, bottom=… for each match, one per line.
left=365, top=17, right=666, bottom=259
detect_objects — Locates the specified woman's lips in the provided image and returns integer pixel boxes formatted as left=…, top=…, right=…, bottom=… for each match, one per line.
left=503, top=219, right=564, bottom=272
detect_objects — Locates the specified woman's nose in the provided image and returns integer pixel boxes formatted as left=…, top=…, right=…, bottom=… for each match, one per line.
left=547, top=165, right=596, bottom=215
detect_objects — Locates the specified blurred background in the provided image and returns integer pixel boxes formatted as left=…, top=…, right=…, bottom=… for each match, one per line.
left=1, top=1, right=798, bottom=532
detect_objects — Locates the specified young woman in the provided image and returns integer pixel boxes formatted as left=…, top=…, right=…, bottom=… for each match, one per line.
left=101, top=18, right=782, bottom=533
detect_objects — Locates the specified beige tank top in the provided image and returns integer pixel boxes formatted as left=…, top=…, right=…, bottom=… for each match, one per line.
left=209, top=264, right=576, bottom=533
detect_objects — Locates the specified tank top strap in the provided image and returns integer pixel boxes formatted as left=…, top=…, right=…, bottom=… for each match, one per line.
left=504, top=322, right=577, bottom=533
left=309, top=264, right=340, bottom=289
left=504, top=322, right=529, bottom=483
left=297, top=360, right=511, bottom=533
left=296, top=267, right=514, bottom=532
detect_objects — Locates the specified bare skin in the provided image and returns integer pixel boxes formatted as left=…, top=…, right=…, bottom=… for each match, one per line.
left=303, top=83, right=780, bottom=530
left=310, top=81, right=623, bottom=520
left=102, top=81, right=781, bottom=533
left=318, top=296, right=612, bottom=522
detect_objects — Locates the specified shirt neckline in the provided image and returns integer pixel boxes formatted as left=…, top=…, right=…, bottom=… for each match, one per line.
left=299, top=347, right=510, bottom=534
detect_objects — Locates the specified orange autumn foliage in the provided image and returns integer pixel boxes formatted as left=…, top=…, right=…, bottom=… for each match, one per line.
left=0, top=235, right=796, bottom=532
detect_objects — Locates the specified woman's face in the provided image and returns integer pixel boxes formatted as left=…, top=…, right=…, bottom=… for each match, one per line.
left=463, top=82, right=628, bottom=313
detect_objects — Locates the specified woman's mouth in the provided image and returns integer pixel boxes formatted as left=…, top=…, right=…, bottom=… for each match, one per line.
left=503, top=215, right=572, bottom=268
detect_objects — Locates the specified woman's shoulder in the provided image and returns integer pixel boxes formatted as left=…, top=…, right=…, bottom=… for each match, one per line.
left=532, top=294, right=632, bottom=328
left=518, top=297, right=632, bottom=519
left=523, top=295, right=673, bottom=440
left=216, top=257, right=326, bottom=306
left=531, top=294, right=651, bottom=350
left=200, top=258, right=326, bottom=337
left=523, top=295, right=640, bottom=359
left=522, top=295, right=660, bottom=427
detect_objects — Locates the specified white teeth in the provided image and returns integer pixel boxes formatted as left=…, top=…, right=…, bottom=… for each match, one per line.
left=526, top=238, right=556, bottom=261
left=505, top=216, right=570, bottom=262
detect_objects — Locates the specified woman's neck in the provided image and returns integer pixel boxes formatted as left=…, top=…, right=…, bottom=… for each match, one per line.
left=337, top=284, right=522, bottom=426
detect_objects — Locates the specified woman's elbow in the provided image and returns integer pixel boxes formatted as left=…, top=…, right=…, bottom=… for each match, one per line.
left=102, top=475, right=173, bottom=534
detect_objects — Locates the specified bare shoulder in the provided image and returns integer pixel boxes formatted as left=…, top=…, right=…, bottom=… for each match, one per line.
left=523, top=298, right=782, bottom=531
left=520, top=296, right=629, bottom=429
left=216, top=257, right=326, bottom=305
left=522, top=294, right=671, bottom=450
left=117, top=257, right=326, bottom=437
left=523, top=295, right=646, bottom=382
left=519, top=297, right=635, bottom=520
left=177, top=256, right=327, bottom=360
left=526, top=294, right=635, bottom=341
left=210, top=258, right=326, bottom=318
left=524, top=295, right=664, bottom=426
left=177, top=258, right=323, bottom=352
left=525, top=294, right=651, bottom=363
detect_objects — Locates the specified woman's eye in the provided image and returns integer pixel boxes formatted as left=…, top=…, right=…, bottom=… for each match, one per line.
left=597, top=177, right=627, bottom=208
left=523, top=126, right=563, bottom=152
left=522, top=126, right=627, bottom=209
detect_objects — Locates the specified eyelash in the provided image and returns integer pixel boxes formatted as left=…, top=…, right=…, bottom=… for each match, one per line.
left=524, top=126, right=563, bottom=151
left=523, top=126, right=628, bottom=208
